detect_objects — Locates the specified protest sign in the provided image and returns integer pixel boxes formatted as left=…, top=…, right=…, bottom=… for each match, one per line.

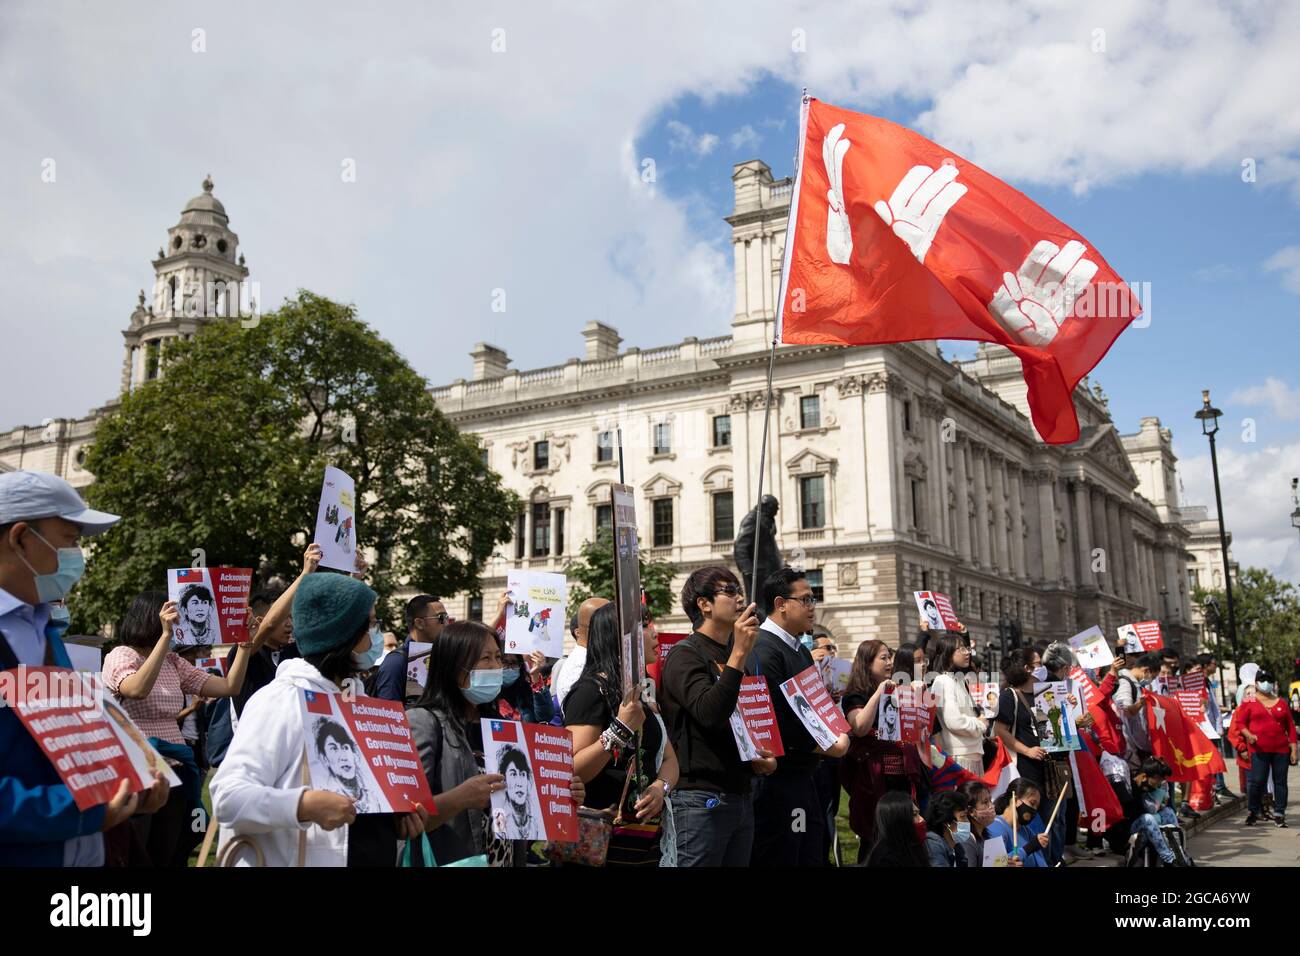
left=193, top=655, right=228, bottom=676
left=1068, top=625, right=1113, bottom=670
left=779, top=665, right=851, bottom=750
left=0, top=667, right=179, bottom=810
left=1118, top=620, right=1164, bottom=653
left=610, top=484, right=645, bottom=699
left=1179, top=671, right=1207, bottom=696
left=982, top=840, right=1010, bottom=867
left=972, top=681, right=1000, bottom=719
left=897, top=685, right=932, bottom=744
left=1069, top=666, right=1101, bottom=709
left=167, top=567, right=253, bottom=646
left=1032, top=680, right=1081, bottom=752
left=818, top=656, right=852, bottom=695
left=405, top=641, right=432, bottom=697
left=1175, top=690, right=1206, bottom=724
left=65, top=643, right=102, bottom=673
left=656, top=632, right=688, bottom=670
left=314, top=466, right=358, bottom=573
left=482, top=719, right=578, bottom=842
left=504, top=571, right=567, bottom=658
left=299, top=690, right=435, bottom=814
left=914, top=590, right=961, bottom=630
left=730, top=675, right=785, bottom=761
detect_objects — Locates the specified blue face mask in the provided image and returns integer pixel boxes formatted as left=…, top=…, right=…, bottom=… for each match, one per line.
left=502, top=666, right=521, bottom=687
left=955, top=820, right=972, bottom=842
left=17, top=529, right=85, bottom=604
left=1257, top=681, right=1276, bottom=696
left=49, top=603, right=71, bottom=624
left=352, top=624, right=384, bottom=670
left=800, top=635, right=816, bottom=651
left=462, top=668, right=504, bottom=704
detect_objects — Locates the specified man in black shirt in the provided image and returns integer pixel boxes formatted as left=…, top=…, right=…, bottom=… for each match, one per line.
left=659, top=565, right=766, bottom=866
left=223, top=588, right=299, bottom=719
left=373, top=593, right=444, bottom=702
left=748, top=567, right=849, bottom=866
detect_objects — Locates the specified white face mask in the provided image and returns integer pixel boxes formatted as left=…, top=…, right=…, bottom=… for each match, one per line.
left=1032, top=666, right=1048, bottom=682
left=1256, top=681, right=1276, bottom=696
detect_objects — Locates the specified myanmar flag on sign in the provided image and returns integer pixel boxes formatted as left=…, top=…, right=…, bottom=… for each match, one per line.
left=779, top=97, right=1141, bottom=444
left=1145, top=691, right=1226, bottom=782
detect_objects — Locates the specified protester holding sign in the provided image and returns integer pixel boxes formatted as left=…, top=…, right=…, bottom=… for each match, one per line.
left=212, top=560, right=427, bottom=866
left=0, top=470, right=167, bottom=866
left=741, top=569, right=845, bottom=866
left=928, top=632, right=986, bottom=774
left=566, top=603, right=678, bottom=866
left=659, top=566, right=766, bottom=867
left=987, top=778, right=1049, bottom=867
left=993, top=648, right=1048, bottom=793
left=1113, top=651, right=1162, bottom=767
left=373, top=594, right=445, bottom=703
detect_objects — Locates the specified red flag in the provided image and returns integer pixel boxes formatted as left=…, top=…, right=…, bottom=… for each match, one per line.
left=1070, top=747, right=1125, bottom=832
left=780, top=98, right=1140, bottom=444
left=980, top=736, right=1017, bottom=798
left=1146, top=691, right=1226, bottom=782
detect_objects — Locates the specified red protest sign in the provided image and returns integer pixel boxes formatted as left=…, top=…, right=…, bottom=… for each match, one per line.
left=1118, top=620, right=1163, bottom=653
left=0, top=667, right=179, bottom=810
left=915, top=591, right=961, bottom=630
left=649, top=632, right=690, bottom=693
left=731, top=675, right=785, bottom=759
left=1174, top=690, right=1206, bottom=724
left=1179, top=671, right=1207, bottom=696
left=780, top=665, right=850, bottom=750
left=482, top=719, right=578, bottom=842
left=1069, top=666, right=1102, bottom=709
left=896, top=684, right=933, bottom=744
left=167, top=567, right=254, bottom=645
left=299, top=690, right=436, bottom=814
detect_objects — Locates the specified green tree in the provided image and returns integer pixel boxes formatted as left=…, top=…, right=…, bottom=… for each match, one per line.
left=564, top=531, right=676, bottom=622
left=1192, top=566, right=1300, bottom=681
left=75, top=291, right=518, bottom=632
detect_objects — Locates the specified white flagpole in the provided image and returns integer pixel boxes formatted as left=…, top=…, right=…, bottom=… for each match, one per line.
left=747, top=89, right=810, bottom=607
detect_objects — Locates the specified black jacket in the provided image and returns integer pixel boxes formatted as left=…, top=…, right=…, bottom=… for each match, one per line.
left=659, top=632, right=752, bottom=795
left=746, top=628, right=820, bottom=775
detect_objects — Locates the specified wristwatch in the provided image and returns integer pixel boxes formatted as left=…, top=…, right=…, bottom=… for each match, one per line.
left=656, top=777, right=672, bottom=798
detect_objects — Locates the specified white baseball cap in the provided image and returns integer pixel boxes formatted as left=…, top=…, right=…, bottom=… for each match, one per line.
left=0, top=470, right=120, bottom=535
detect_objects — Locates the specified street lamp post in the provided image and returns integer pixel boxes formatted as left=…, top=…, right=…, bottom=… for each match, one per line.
left=1291, top=477, right=1300, bottom=540
left=1195, top=389, right=1240, bottom=668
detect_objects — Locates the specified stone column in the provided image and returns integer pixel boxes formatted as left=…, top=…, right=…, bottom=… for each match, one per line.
left=1009, top=466, right=1026, bottom=580
left=989, top=454, right=1007, bottom=573
left=1036, top=470, right=1061, bottom=584
left=972, top=445, right=991, bottom=568
left=954, top=438, right=972, bottom=563
left=1106, top=500, right=1127, bottom=601
left=1090, top=487, right=1110, bottom=593
left=1072, top=479, right=1095, bottom=588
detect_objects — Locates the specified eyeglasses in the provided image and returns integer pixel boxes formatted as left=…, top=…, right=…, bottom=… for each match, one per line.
left=421, top=613, right=448, bottom=625
left=711, top=584, right=744, bottom=599
left=783, top=595, right=817, bottom=608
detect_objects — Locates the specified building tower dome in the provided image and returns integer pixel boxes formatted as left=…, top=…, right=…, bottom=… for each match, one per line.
left=119, top=175, right=251, bottom=393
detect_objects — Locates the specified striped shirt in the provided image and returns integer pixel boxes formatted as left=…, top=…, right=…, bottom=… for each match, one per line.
left=102, top=646, right=211, bottom=744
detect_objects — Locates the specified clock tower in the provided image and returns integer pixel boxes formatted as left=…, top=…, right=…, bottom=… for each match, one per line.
left=120, top=175, right=251, bottom=392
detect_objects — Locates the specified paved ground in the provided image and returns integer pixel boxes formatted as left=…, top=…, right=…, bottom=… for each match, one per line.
left=1072, top=761, right=1299, bottom=867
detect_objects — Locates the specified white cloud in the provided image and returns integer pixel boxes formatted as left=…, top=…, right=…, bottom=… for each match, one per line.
left=730, top=124, right=760, bottom=152
left=3, top=0, right=1300, bottom=431
left=665, top=120, right=719, bottom=157
left=1263, top=245, right=1300, bottom=295
left=1229, top=377, right=1300, bottom=421
left=1179, top=441, right=1300, bottom=585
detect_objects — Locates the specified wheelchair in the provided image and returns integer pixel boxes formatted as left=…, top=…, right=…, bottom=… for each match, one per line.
left=1124, top=821, right=1194, bottom=867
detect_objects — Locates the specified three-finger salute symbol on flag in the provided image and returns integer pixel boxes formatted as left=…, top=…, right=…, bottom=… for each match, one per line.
left=987, top=240, right=1099, bottom=346
left=823, top=124, right=853, bottom=264
left=873, top=162, right=967, bottom=264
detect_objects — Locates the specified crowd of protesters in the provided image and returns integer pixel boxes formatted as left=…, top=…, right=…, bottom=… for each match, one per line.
left=1, top=468, right=1295, bottom=869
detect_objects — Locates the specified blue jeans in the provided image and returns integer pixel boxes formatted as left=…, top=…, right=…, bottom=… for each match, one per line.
left=1248, top=751, right=1290, bottom=818
left=667, top=789, right=754, bottom=867
left=1133, top=806, right=1178, bottom=862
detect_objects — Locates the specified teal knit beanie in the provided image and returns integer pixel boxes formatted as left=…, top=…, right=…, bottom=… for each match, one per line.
left=291, top=572, right=376, bottom=656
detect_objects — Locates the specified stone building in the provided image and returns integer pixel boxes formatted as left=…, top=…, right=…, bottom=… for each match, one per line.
left=430, top=159, right=1200, bottom=657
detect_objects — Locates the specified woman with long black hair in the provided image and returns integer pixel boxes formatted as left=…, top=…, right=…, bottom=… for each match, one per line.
left=565, top=603, right=680, bottom=866
left=863, top=790, right=930, bottom=867
left=928, top=631, right=987, bottom=774
left=407, top=621, right=585, bottom=866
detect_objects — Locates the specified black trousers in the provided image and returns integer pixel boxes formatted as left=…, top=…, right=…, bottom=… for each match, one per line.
left=751, top=771, right=825, bottom=867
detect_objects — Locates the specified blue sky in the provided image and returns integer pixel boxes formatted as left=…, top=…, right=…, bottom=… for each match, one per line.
left=2, top=1, right=1298, bottom=581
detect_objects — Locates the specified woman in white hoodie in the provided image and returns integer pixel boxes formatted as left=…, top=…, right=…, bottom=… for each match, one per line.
left=211, top=545, right=427, bottom=866
left=928, top=631, right=988, bottom=774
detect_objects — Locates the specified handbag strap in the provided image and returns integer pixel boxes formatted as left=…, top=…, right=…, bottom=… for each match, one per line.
left=611, top=734, right=639, bottom=826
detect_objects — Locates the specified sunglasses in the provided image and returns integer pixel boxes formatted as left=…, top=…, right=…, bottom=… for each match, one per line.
left=711, top=584, right=744, bottom=599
